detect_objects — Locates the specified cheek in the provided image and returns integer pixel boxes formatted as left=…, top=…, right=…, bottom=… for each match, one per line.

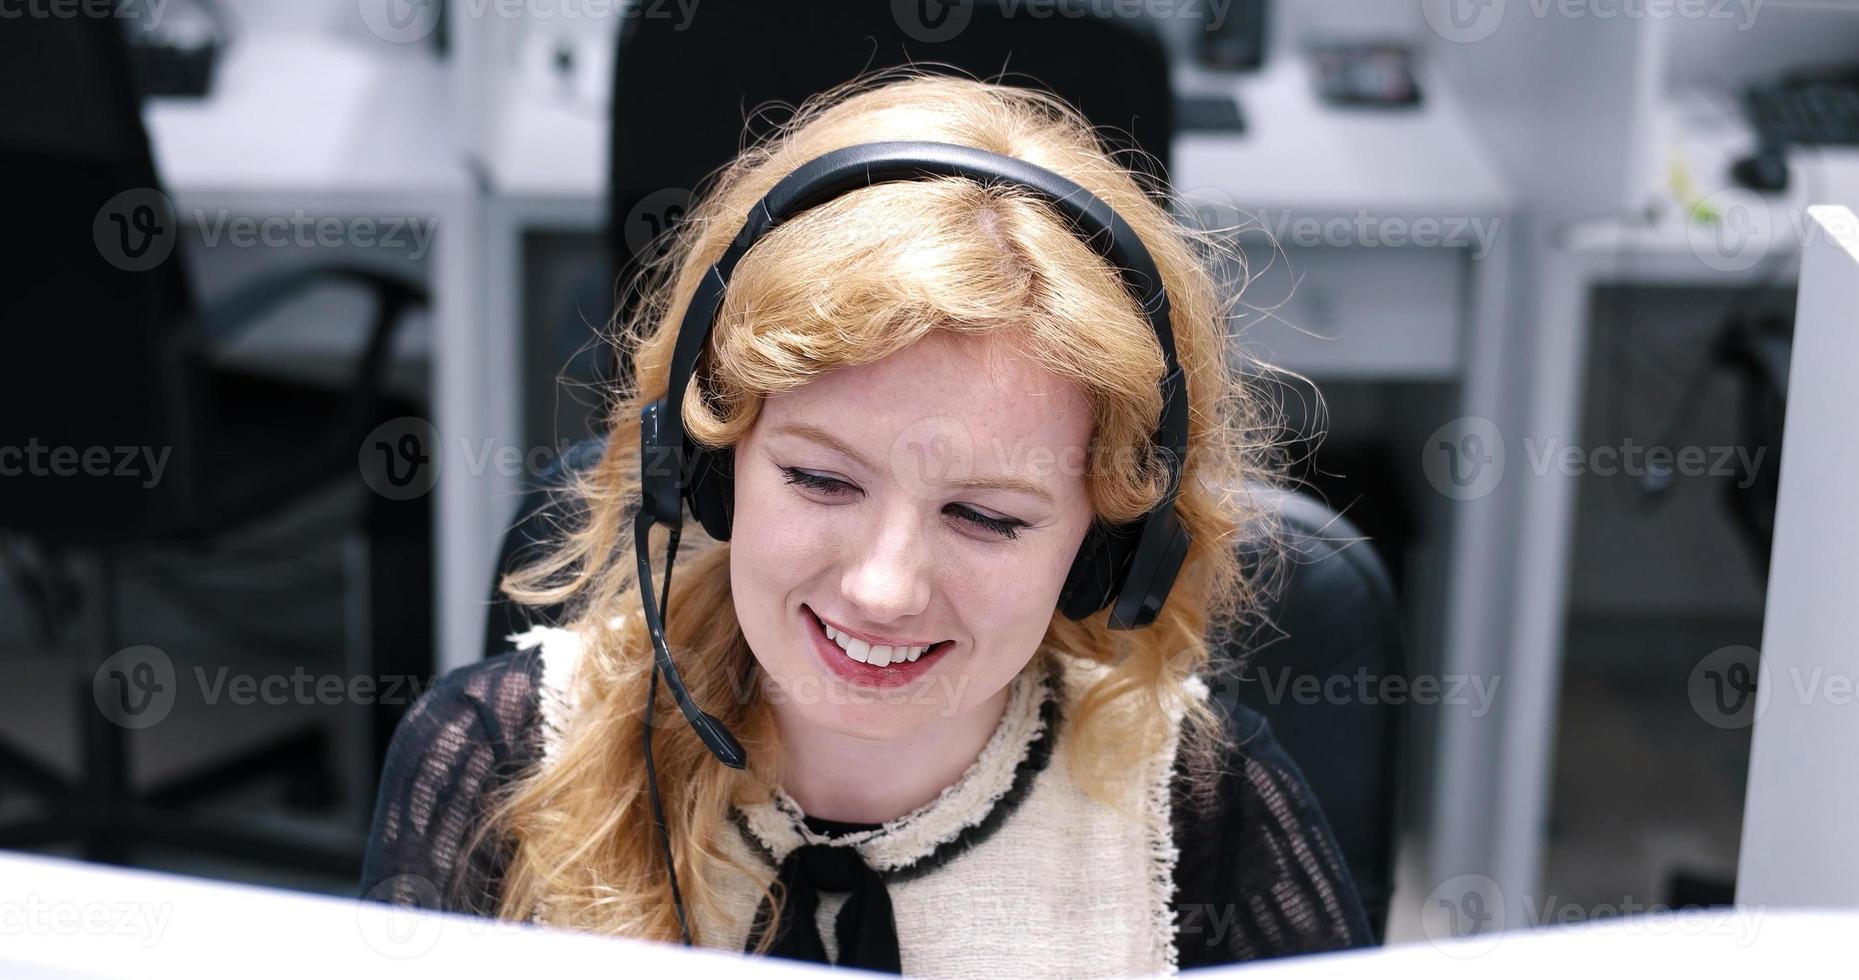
left=945, top=537, right=1082, bottom=651
left=733, top=481, right=825, bottom=564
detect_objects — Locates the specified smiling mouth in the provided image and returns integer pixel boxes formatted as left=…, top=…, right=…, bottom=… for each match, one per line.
left=805, top=606, right=952, bottom=668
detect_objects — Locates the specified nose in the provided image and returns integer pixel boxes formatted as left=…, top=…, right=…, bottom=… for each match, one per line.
left=838, top=505, right=934, bottom=625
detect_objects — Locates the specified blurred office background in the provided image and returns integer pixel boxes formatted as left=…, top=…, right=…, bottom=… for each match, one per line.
left=3, top=0, right=1857, bottom=952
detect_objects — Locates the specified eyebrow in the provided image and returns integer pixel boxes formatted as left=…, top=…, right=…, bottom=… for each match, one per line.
left=772, top=421, right=1057, bottom=505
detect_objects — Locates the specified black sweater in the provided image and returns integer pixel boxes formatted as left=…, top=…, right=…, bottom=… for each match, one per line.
left=358, top=647, right=1374, bottom=970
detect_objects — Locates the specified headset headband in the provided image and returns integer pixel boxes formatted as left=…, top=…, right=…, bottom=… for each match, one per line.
left=644, top=140, right=1188, bottom=531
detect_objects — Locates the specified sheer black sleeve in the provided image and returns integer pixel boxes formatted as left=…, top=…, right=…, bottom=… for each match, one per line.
left=357, top=649, right=545, bottom=917
left=1171, top=698, right=1376, bottom=969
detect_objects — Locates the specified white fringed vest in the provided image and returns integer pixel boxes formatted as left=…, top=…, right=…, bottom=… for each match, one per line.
left=511, top=619, right=1207, bottom=978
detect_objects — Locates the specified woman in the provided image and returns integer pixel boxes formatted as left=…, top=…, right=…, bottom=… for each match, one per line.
left=360, top=70, right=1371, bottom=975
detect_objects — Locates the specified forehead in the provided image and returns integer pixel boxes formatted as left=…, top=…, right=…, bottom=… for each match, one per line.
left=758, top=331, right=1092, bottom=456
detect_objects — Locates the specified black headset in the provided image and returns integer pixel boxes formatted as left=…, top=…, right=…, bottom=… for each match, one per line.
left=630, top=140, right=1193, bottom=944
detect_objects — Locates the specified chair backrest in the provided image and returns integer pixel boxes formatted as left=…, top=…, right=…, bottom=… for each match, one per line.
left=482, top=438, right=1405, bottom=939
left=1226, top=490, right=1406, bottom=942
left=0, top=11, right=199, bottom=543
left=605, top=0, right=1174, bottom=329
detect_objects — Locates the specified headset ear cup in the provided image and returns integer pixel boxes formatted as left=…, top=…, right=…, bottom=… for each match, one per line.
left=1058, top=522, right=1118, bottom=620
left=1109, top=512, right=1191, bottom=630
left=683, top=445, right=736, bottom=540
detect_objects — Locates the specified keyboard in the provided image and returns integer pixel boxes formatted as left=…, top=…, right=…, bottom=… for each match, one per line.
left=1745, top=69, right=1859, bottom=146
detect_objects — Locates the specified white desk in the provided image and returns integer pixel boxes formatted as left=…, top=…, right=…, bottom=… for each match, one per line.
left=1170, top=59, right=1511, bottom=379
left=480, top=54, right=1510, bottom=212
left=0, top=849, right=1843, bottom=979
left=1232, top=904, right=1836, bottom=979
left=1170, top=59, right=1508, bottom=217
left=146, top=36, right=465, bottom=205
left=0, top=851, right=822, bottom=978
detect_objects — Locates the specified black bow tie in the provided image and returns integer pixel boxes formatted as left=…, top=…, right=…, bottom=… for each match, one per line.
left=747, top=842, right=901, bottom=973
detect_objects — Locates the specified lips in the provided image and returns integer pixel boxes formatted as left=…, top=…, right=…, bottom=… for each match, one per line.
left=803, top=605, right=952, bottom=690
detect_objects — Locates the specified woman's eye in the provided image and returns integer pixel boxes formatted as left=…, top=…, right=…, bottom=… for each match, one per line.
left=950, top=505, right=1026, bottom=540
left=778, top=468, right=1027, bottom=540
left=781, top=467, right=854, bottom=496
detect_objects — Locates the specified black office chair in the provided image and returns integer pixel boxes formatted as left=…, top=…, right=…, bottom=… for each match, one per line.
left=0, top=13, right=433, bottom=872
left=1716, top=310, right=1792, bottom=581
left=529, top=0, right=1177, bottom=406
left=1228, top=492, right=1406, bottom=943
left=537, top=0, right=1180, bottom=448
left=480, top=438, right=1406, bottom=940
left=610, top=0, right=1174, bottom=254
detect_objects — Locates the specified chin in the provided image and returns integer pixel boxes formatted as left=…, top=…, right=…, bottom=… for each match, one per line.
left=809, top=675, right=941, bottom=737
left=812, top=705, right=922, bottom=742
left=757, top=658, right=945, bottom=741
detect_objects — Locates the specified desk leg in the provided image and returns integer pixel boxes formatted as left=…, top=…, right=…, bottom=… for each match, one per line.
left=433, top=194, right=522, bottom=676
left=1414, top=227, right=1592, bottom=934
left=1488, top=250, right=1592, bottom=922
left=1427, top=236, right=1594, bottom=929
left=1424, top=225, right=1522, bottom=915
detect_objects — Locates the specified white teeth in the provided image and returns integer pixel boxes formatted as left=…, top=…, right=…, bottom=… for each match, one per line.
left=818, top=615, right=935, bottom=666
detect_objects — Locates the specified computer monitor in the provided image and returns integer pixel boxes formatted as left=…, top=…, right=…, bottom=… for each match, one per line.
left=1737, top=205, right=1859, bottom=906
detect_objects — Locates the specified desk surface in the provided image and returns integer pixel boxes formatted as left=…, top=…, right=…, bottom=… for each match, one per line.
left=142, top=37, right=1512, bottom=225
left=485, top=55, right=1513, bottom=221
left=1171, top=59, right=1509, bottom=218
left=0, top=850, right=1848, bottom=979
left=1556, top=89, right=1859, bottom=282
left=0, top=851, right=818, bottom=979
left=146, top=36, right=470, bottom=212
